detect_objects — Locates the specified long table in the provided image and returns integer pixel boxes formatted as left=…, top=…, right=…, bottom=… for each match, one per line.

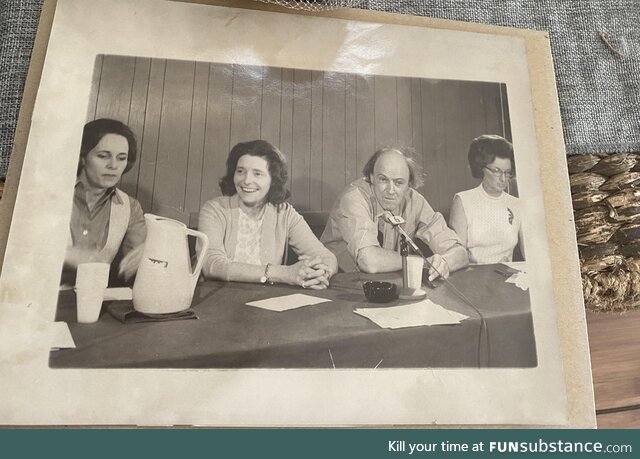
left=49, top=264, right=536, bottom=368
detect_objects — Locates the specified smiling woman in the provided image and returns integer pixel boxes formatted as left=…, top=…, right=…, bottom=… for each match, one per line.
left=198, top=140, right=338, bottom=289
left=61, top=119, right=147, bottom=286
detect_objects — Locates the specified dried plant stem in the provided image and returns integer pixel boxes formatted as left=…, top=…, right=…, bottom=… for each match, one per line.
left=598, top=31, right=625, bottom=59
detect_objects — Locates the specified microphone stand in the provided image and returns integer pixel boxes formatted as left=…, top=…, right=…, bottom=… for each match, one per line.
left=400, top=235, right=409, bottom=288
left=386, top=212, right=490, bottom=366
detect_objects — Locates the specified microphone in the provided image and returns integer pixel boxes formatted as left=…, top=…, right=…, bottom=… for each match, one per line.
left=379, top=210, right=438, bottom=288
left=379, top=211, right=420, bottom=253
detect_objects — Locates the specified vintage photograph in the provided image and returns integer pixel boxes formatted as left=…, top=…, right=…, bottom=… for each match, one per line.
left=0, top=0, right=581, bottom=426
left=50, top=55, right=535, bottom=369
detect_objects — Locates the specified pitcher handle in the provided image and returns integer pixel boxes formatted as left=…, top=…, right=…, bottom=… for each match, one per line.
left=186, top=228, right=209, bottom=278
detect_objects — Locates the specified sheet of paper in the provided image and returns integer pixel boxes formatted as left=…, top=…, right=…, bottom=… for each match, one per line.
left=506, top=272, right=530, bottom=291
left=246, top=293, right=331, bottom=312
left=49, top=321, right=76, bottom=350
left=354, top=299, right=469, bottom=329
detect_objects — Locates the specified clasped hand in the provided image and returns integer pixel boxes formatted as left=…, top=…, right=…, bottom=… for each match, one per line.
left=290, top=255, right=334, bottom=290
left=426, top=253, right=450, bottom=282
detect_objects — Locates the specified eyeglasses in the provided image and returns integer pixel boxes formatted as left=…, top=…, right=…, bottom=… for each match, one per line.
left=484, top=166, right=514, bottom=180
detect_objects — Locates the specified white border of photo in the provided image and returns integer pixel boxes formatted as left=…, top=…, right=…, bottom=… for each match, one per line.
left=0, top=0, right=591, bottom=427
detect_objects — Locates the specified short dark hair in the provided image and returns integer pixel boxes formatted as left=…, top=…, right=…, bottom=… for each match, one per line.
left=219, top=140, right=291, bottom=205
left=467, top=134, right=515, bottom=179
left=362, top=146, right=424, bottom=189
left=78, top=118, right=137, bottom=176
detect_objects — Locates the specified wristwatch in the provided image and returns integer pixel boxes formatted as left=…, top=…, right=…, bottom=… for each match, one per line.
left=260, top=263, right=272, bottom=285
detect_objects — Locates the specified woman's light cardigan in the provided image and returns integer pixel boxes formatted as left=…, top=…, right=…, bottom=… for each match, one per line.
left=198, top=195, right=337, bottom=281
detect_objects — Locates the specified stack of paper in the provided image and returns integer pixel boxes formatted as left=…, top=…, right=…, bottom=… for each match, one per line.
left=354, top=299, right=468, bottom=329
left=246, top=294, right=331, bottom=312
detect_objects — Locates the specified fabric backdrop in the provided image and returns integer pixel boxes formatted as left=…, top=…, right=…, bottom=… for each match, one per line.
left=1, top=0, right=639, bottom=177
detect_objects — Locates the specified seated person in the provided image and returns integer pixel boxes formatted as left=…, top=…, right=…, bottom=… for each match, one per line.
left=198, top=140, right=337, bottom=289
left=321, top=146, right=468, bottom=280
left=449, top=134, right=524, bottom=264
left=62, top=119, right=146, bottom=286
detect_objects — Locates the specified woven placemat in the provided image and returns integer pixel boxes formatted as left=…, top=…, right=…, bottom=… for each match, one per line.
left=569, top=153, right=640, bottom=312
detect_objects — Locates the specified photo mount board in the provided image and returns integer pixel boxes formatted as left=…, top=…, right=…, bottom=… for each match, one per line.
left=0, top=0, right=595, bottom=427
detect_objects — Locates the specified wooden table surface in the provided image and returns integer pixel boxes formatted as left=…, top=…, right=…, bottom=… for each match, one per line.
left=587, top=309, right=640, bottom=428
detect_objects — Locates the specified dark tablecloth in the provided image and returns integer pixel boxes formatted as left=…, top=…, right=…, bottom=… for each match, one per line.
left=49, top=264, right=537, bottom=369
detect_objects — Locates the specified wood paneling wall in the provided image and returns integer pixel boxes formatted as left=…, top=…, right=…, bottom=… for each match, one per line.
left=87, top=55, right=512, bottom=226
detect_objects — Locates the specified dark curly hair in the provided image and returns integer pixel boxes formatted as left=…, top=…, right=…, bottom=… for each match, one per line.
left=77, top=118, right=137, bottom=176
left=219, top=140, right=291, bottom=205
left=362, top=146, right=424, bottom=189
left=467, top=134, right=515, bottom=179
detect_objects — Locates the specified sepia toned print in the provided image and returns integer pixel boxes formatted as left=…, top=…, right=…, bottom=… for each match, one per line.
left=0, top=0, right=591, bottom=426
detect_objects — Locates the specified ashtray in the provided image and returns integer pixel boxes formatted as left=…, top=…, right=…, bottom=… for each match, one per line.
left=363, top=281, right=399, bottom=303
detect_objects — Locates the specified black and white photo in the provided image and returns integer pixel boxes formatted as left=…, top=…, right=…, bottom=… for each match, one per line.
left=0, top=0, right=591, bottom=426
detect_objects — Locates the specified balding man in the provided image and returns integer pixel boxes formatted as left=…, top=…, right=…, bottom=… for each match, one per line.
left=321, top=147, right=468, bottom=279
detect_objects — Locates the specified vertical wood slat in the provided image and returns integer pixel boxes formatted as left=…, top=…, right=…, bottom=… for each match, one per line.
left=396, top=77, right=413, bottom=149
left=429, top=80, right=444, bottom=213
left=374, top=75, right=398, bottom=148
left=410, top=78, right=424, bottom=179
left=421, top=79, right=441, bottom=212
left=261, top=67, right=282, bottom=147
left=280, top=68, right=294, bottom=188
left=457, top=81, right=487, bottom=186
left=185, top=62, right=210, bottom=226
left=136, top=59, right=166, bottom=212
left=500, top=83, right=513, bottom=142
left=322, top=71, right=346, bottom=211
left=483, top=82, right=503, bottom=136
left=229, top=65, right=263, bottom=148
left=120, top=58, right=151, bottom=198
left=355, top=74, right=375, bottom=179
left=86, top=55, right=104, bottom=121
left=345, top=73, right=357, bottom=185
left=441, top=80, right=464, bottom=216
left=95, top=55, right=135, bottom=123
left=309, top=71, right=324, bottom=210
left=461, top=81, right=489, bottom=141
left=152, top=60, right=196, bottom=224
left=201, top=63, right=233, bottom=204
left=432, top=80, right=449, bottom=213
left=291, top=69, right=312, bottom=210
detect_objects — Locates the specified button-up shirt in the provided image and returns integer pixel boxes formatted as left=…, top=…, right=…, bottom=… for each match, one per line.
left=321, top=178, right=467, bottom=272
left=70, top=181, right=145, bottom=256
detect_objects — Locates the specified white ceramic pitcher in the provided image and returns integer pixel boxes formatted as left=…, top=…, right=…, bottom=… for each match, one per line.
left=133, top=214, right=209, bottom=314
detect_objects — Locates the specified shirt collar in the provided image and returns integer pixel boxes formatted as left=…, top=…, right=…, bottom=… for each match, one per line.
left=75, top=177, right=121, bottom=204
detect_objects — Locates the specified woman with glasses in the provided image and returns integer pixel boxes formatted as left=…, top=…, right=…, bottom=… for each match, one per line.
left=449, top=134, right=524, bottom=264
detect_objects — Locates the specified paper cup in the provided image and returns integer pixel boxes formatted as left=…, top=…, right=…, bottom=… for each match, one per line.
left=406, top=255, right=424, bottom=289
left=75, top=262, right=110, bottom=323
